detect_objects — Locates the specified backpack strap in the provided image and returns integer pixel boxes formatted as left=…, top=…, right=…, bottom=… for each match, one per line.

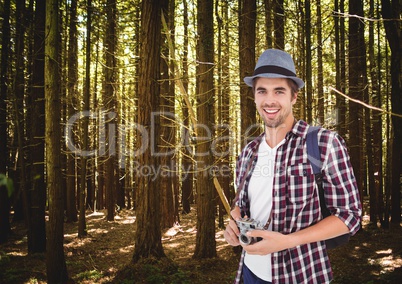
left=306, top=126, right=331, bottom=218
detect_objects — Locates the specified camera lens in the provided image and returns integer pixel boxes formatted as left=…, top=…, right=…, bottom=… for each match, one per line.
left=239, top=234, right=251, bottom=245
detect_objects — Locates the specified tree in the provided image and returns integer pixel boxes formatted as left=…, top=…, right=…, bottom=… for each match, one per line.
left=65, top=0, right=78, bottom=223
left=180, top=0, right=194, bottom=215
left=305, top=0, right=312, bottom=123
left=316, top=0, right=324, bottom=124
left=273, top=0, right=285, bottom=49
left=45, top=0, right=69, bottom=282
left=78, top=0, right=92, bottom=237
left=334, top=0, right=346, bottom=137
left=381, top=0, right=402, bottom=225
left=104, top=0, right=118, bottom=222
left=239, top=0, right=257, bottom=144
left=160, top=0, right=177, bottom=229
left=348, top=0, right=365, bottom=199
left=193, top=0, right=217, bottom=259
left=27, top=0, right=46, bottom=253
left=0, top=0, right=11, bottom=244
left=132, top=0, right=165, bottom=262
left=367, top=0, right=382, bottom=225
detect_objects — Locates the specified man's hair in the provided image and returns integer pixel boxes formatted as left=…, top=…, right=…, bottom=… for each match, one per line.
left=252, top=78, right=299, bottom=98
left=287, top=79, right=299, bottom=98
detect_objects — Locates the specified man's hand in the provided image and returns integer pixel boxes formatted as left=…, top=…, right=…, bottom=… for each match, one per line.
left=241, top=230, right=294, bottom=255
left=224, top=207, right=241, bottom=246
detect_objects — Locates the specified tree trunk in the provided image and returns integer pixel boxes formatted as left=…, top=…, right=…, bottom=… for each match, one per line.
left=316, top=0, right=324, bottom=124
left=193, top=0, right=217, bottom=259
left=132, top=0, right=165, bottom=262
left=305, top=0, right=312, bottom=123
left=66, top=0, right=78, bottom=223
left=348, top=0, right=365, bottom=201
left=368, top=0, right=382, bottom=225
left=160, top=0, right=176, bottom=229
left=45, top=0, right=69, bottom=281
left=180, top=0, right=193, bottom=214
left=104, top=0, right=118, bottom=222
left=381, top=0, right=402, bottom=225
left=264, top=0, right=273, bottom=48
left=273, top=0, right=285, bottom=49
left=0, top=0, right=11, bottom=244
left=79, top=0, right=92, bottom=237
left=239, top=0, right=257, bottom=145
left=27, top=0, right=46, bottom=253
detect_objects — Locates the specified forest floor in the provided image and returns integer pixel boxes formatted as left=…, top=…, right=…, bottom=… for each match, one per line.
left=1, top=207, right=402, bottom=284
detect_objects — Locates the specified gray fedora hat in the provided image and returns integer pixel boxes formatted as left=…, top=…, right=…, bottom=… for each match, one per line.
left=244, top=49, right=305, bottom=89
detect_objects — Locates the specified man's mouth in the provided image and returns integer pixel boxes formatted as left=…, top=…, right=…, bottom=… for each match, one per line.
left=263, top=108, right=280, bottom=114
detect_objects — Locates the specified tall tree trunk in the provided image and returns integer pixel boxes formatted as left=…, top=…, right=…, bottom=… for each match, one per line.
left=193, top=0, right=216, bottom=259
left=215, top=0, right=231, bottom=228
left=238, top=0, right=257, bottom=145
left=104, top=0, right=118, bottom=222
left=316, top=0, right=324, bottom=124
left=160, top=0, right=176, bottom=229
left=132, top=0, right=165, bottom=262
left=273, top=0, right=285, bottom=49
left=180, top=0, right=193, bottom=214
left=66, top=0, right=78, bottom=223
left=0, top=0, right=11, bottom=244
left=45, top=0, right=69, bottom=281
left=339, top=0, right=347, bottom=137
left=348, top=0, right=365, bottom=201
left=264, top=0, right=273, bottom=48
left=305, top=0, right=312, bottom=123
left=79, top=0, right=92, bottom=237
left=368, top=0, right=382, bottom=225
left=381, top=0, right=402, bottom=225
left=13, top=0, right=28, bottom=229
left=27, top=0, right=46, bottom=253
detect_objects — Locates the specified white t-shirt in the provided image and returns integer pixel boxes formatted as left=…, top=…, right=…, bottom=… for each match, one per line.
left=244, top=138, right=284, bottom=281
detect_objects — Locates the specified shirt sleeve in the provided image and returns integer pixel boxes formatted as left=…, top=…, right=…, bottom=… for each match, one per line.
left=321, top=130, right=362, bottom=236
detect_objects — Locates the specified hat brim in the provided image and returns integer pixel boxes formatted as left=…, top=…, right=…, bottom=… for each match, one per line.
left=244, top=73, right=305, bottom=89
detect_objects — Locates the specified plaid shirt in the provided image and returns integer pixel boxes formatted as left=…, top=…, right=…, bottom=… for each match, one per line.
left=233, top=120, right=362, bottom=284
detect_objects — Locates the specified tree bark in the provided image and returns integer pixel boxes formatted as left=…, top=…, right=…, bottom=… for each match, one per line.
left=193, top=0, right=217, bottom=259
left=305, top=0, right=312, bottom=123
left=180, top=0, right=194, bottom=215
left=348, top=0, right=365, bottom=201
left=0, top=0, right=11, bottom=244
left=132, top=0, right=165, bottom=262
left=160, top=0, right=176, bottom=229
left=381, top=0, right=402, bottom=225
left=104, top=0, right=118, bottom=222
left=273, top=0, right=285, bottom=49
left=45, top=0, right=69, bottom=281
left=27, top=0, right=46, bottom=253
left=66, top=0, right=78, bottom=223
left=239, top=0, right=257, bottom=145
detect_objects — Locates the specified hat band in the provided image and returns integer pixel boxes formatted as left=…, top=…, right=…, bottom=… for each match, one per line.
left=253, top=65, right=296, bottom=77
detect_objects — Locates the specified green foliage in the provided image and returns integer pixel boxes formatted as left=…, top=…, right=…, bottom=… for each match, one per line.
left=0, top=174, right=14, bottom=197
left=75, top=269, right=103, bottom=282
left=0, top=250, right=10, bottom=265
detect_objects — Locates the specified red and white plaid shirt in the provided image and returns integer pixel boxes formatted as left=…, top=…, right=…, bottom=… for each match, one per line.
left=233, top=120, right=362, bottom=284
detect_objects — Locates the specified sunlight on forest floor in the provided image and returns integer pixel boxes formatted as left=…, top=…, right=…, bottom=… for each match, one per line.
left=1, top=208, right=402, bottom=283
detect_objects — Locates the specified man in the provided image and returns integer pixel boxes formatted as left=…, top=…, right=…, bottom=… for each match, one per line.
left=224, top=49, right=362, bottom=284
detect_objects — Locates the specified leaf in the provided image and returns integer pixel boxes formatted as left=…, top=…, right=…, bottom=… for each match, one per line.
left=0, top=174, right=14, bottom=197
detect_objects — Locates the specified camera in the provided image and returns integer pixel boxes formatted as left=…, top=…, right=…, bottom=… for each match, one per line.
left=236, top=217, right=264, bottom=245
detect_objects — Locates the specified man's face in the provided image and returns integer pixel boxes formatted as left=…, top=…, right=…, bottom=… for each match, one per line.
left=254, top=77, right=297, bottom=129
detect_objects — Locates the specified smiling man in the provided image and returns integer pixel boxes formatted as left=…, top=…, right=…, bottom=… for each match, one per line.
left=224, top=49, right=362, bottom=284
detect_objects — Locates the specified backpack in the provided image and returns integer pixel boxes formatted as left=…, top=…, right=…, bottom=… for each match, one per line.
left=306, top=126, right=350, bottom=249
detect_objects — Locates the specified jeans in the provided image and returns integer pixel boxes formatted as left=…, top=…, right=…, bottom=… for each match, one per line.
left=242, top=264, right=272, bottom=284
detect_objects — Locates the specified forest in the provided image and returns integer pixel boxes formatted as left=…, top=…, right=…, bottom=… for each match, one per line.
left=0, top=0, right=401, bottom=283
